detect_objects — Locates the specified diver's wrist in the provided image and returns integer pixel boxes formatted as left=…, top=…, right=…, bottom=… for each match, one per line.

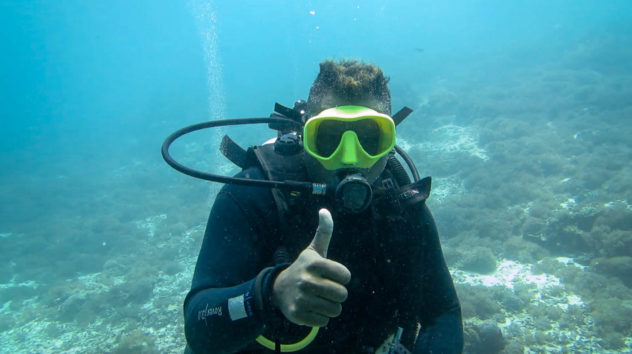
left=256, top=264, right=289, bottom=326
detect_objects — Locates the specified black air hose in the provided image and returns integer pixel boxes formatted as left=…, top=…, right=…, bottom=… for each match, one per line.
left=387, top=154, right=412, bottom=186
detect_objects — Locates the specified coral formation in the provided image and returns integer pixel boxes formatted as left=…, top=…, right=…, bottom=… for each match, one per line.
left=1, top=12, right=632, bottom=353
left=464, top=321, right=505, bottom=354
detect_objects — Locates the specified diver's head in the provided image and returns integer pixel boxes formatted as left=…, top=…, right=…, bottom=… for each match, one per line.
left=306, top=59, right=391, bottom=117
left=303, top=60, right=395, bottom=212
left=304, top=59, right=393, bottom=183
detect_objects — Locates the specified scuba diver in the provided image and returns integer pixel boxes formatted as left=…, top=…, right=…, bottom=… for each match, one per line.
left=163, top=60, right=463, bottom=353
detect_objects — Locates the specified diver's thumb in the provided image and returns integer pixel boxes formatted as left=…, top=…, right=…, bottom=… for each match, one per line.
left=309, top=208, right=334, bottom=258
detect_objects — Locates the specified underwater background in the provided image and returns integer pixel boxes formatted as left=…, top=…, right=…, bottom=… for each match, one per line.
left=1, top=0, right=631, bottom=352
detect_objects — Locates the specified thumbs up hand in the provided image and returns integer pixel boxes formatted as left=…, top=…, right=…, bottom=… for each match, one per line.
left=272, top=209, right=352, bottom=327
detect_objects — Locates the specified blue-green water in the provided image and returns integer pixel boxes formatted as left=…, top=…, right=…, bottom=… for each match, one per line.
left=1, top=1, right=631, bottom=352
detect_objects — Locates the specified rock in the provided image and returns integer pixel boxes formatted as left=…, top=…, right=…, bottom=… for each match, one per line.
left=592, top=256, right=632, bottom=286
left=461, top=246, right=497, bottom=274
left=464, top=321, right=505, bottom=354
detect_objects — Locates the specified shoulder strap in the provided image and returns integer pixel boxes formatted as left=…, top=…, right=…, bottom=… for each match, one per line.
left=252, top=143, right=310, bottom=250
left=253, top=143, right=307, bottom=183
left=219, top=135, right=259, bottom=169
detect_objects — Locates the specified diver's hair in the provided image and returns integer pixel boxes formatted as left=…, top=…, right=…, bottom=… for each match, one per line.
left=307, top=59, right=391, bottom=116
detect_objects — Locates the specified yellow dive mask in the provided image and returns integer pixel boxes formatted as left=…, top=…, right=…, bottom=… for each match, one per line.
left=303, top=105, right=396, bottom=170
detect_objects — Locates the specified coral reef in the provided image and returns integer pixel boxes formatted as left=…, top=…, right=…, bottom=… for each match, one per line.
left=1, top=13, right=632, bottom=353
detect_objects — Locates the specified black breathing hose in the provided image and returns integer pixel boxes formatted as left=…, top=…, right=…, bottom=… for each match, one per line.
left=393, top=145, right=420, bottom=182
left=161, top=117, right=312, bottom=191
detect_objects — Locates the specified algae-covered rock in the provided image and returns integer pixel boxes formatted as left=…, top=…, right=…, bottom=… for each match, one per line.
left=590, top=296, right=632, bottom=350
left=594, top=205, right=632, bottom=232
left=461, top=246, right=497, bottom=274
left=464, top=321, right=505, bottom=354
left=600, top=332, right=625, bottom=351
left=594, top=227, right=632, bottom=258
left=502, top=341, right=525, bottom=354
left=457, top=284, right=502, bottom=319
left=113, top=328, right=158, bottom=353
left=592, top=256, right=632, bottom=286
left=522, top=218, right=546, bottom=239
left=503, top=236, right=548, bottom=263
left=498, top=291, right=527, bottom=313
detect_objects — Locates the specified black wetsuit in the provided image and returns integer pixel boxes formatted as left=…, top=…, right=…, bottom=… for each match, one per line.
left=184, top=167, right=463, bottom=353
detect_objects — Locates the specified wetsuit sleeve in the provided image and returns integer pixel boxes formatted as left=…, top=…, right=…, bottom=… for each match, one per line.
left=408, top=204, right=464, bottom=354
left=183, top=168, right=285, bottom=354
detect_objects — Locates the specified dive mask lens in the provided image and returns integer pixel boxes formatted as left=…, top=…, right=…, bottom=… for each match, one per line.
left=314, top=120, right=345, bottom=157
left=304, top=106, right=396, bottom=170
left=315, top=119, right=381, bottom=157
